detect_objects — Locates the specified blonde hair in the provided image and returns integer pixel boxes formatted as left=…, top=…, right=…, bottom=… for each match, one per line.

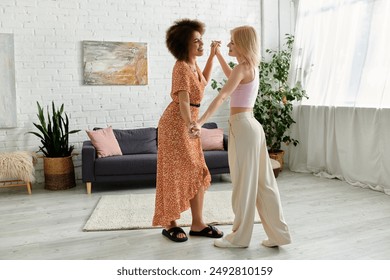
left=231, top=26, right=260, bottom=68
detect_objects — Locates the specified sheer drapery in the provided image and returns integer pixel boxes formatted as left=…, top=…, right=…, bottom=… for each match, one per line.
left=289, top=0, right=390, bottom=108
left=288, top=0, right=390, bottom=194
left=289, top=106, right=390, bottom=194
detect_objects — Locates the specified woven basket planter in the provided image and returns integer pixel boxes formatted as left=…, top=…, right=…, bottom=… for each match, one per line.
left=43, top=156, right=76, bottom=190
left=270, top=158, right=281, bottom=178
left=269, top=150, right=285, bottom=171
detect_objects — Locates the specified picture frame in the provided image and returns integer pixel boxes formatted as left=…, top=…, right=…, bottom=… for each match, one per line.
left=83, top=40, right=148, bottom=85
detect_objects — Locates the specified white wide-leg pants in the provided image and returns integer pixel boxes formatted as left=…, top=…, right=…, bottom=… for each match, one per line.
left=224, top=112, right=291, bottom=247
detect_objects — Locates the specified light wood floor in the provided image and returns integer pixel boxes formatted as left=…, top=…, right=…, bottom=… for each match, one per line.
left=1, top=170, right=389, bottom=260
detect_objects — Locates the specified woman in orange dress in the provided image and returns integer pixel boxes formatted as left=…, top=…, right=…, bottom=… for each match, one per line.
left=152, top=19, right=223, bottom=242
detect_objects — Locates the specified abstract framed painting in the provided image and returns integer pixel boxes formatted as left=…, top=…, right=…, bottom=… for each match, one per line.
left=82, top=41, right=148, bottom=85
left=0, top=33, right=16, bottom=128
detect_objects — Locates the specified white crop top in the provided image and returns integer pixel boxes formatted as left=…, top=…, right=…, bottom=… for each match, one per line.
left=230, top=71, right=259, bottom=108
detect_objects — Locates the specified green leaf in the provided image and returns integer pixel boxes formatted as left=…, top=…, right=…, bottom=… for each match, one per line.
left=27, top=101, right=80, bottom=157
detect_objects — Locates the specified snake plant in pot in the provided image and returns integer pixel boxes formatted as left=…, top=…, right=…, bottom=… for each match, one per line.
left=29, top=101, right=80, bottom=190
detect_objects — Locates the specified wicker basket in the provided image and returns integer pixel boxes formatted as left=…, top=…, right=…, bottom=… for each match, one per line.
left=270, top=158, right=281, bottom=178
left=43, top=156, right=76, bottom=190
left=269, top=150, right=285, bottom=171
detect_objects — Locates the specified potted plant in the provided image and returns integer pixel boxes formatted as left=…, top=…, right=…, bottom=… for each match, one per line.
left=254, top=34, right=308, bottom=169
left=29, top=101, right=80, bottom=190
left=211, top=34, right=307, bottom=170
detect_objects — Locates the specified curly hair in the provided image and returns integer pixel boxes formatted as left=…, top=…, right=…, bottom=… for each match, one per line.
left=166, top=18, right=205, bottom=61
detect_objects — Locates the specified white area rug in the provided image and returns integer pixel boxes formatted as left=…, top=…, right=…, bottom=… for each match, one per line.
left=83, top=191, right=260, bottom=231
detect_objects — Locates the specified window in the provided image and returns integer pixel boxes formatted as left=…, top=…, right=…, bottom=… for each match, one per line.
left=290, top=0, right=390, bottom=108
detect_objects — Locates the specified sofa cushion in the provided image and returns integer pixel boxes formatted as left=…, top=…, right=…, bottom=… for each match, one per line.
left=202, top=122, right=218, bottom=129
left=86, top=126, right=122, bottom=158
left=95, top=154, right=157, bottom=176
left=204, top=150, right=229, bottom=170
left=113, top=127, right=157, bottom=155
left=201, top=127, right=224, bottom=151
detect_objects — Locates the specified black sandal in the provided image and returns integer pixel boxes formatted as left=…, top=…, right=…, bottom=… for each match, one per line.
left=189, top=225, right=223, bottom=238
left=162, top=227, right=188, bottom=242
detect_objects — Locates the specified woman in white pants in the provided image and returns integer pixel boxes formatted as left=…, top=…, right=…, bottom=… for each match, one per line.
left=194, top=26, right=291, bottom=248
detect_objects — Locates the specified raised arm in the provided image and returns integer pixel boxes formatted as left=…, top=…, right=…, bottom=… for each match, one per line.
left=216, top=45, right=233, bottom=78
left=202, top=41, right=220, bottom=82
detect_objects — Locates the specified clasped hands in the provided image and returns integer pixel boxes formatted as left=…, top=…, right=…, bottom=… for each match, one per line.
left=210, top=40, right=221, bottom=55
left=188, top=121, right=201, bottom=138
left=211, top=40, right=221, bottom=48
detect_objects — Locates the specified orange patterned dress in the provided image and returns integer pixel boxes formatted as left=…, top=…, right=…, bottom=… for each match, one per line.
left=152, top=60, right=211, bottom=227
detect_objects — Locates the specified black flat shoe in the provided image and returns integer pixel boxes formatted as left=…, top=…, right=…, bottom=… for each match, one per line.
left=162, top=227, right=188, bottom=242
left=189, top=225, right=223, bottom=238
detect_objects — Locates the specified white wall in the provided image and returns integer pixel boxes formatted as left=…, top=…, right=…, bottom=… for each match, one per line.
left=261, top=0, right=297, bottom=165
left=0, top=0, right=260, bottom=182
left=261, top=0, right=297, bottom=54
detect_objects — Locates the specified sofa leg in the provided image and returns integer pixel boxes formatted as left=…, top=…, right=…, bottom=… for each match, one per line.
left=86, top=182, right=92, bottom=194
left=27, top=182, right=32, bottom=195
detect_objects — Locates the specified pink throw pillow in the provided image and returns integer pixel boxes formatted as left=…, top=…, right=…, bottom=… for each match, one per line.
left=201, top=128, right=224, bottom=151
left=86, top=126, right=122, bottom=158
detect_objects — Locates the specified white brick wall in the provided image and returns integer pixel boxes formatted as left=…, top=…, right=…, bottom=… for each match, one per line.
left=0, top=0, right=260, bottom=182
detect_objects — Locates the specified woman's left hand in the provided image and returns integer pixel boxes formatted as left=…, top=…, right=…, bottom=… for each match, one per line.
left=188, top=121, right=201, bottom=138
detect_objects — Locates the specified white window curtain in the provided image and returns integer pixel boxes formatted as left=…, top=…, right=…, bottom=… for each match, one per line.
left=288, top=0, right=390, bottom=194
left=290, top=0, right=390, bottom=108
